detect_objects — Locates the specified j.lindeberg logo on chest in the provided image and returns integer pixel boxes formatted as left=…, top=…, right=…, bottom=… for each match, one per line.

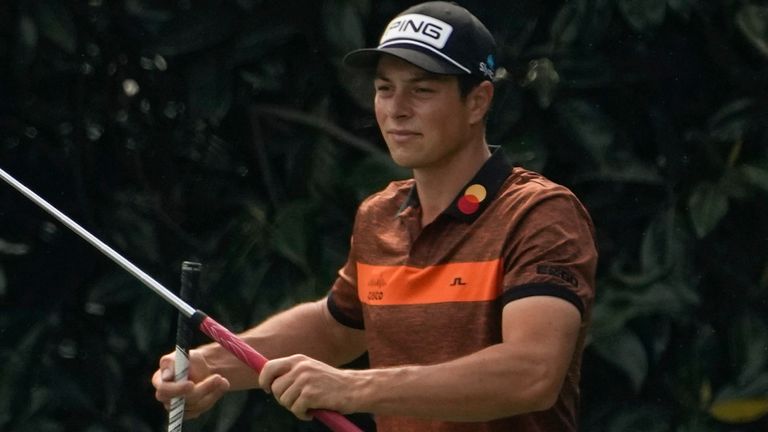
left=449, top=277, right=467, bottom=286
left=380, top=14, right=454, bottom=49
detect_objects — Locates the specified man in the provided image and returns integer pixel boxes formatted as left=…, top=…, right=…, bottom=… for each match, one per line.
left=152, top=2, right=597, bottom=431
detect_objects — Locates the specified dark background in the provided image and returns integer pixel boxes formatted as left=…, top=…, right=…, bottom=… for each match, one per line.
left=1, top=0, right=767, bottom=431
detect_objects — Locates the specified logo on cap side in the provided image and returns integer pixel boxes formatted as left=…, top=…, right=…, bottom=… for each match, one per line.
left=479, top=54, right=495, bottom=79
left=380, top=14, right=453, bottom=50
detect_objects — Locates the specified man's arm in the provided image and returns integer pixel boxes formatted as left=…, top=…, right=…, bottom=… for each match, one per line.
left=199, top=299, right=367, bottom=390
left=260, top=295, right=581, bottom=421
left=152, top=298, right=366, bottom=417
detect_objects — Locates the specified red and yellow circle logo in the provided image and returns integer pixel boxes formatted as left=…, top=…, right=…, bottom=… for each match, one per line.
left=457, top=184, right=487, bottom=215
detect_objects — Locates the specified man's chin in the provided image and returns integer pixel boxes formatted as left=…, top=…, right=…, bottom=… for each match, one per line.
left=388, top=148, right=425, bottom=168
left=389, top=157, right=419, bottom=170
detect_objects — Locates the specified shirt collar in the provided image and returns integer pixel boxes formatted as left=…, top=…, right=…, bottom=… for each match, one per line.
left=398, top=146, right=513, bottom=223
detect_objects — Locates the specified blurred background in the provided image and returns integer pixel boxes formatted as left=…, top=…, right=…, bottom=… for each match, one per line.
left=0, top=0, right=767, bottom=431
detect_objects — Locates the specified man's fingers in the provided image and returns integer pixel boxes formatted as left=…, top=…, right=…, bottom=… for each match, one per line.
left=158, top=352, right=176, bottom=371
left=151, top=349, right=228, bottom=419
left=152, top=352, right=179, bottom=395
left=161, top=367, right=174, bottom=381
left=182, top=374, right=230, bottom=418
left=154, top=372, right=195, bottom=404
left=277, top=381, right=313, bottom=421
left=260, top=356, right=318, bottom=421
left=258, top=357, right=294, bottom=393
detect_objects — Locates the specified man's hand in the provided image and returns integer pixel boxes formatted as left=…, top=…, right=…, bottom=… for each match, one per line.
left=151, top=349, right=231, bottom=419
left=259, top=354, right=358, bottom=421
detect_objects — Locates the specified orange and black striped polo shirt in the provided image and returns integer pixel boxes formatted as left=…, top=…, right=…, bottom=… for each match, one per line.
left=327, top=148, right=597, bottom=432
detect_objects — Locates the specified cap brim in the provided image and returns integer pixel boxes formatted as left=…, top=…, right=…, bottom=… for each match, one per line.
left=343, top=46, right=466, bottom=75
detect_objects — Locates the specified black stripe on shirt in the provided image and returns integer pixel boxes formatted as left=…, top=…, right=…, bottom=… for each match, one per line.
left=501, top=282, right=585, bottom=318
left=326, top=292, right=365, bottom=330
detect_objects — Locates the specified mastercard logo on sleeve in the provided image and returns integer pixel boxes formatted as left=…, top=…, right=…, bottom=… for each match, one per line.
left=457, top=184, right=487, bottom=215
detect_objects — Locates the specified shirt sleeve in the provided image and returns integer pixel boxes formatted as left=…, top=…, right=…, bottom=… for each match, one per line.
left=501, top=186, right=598, bottom=320
left=326, top=245, right=365, bottom=329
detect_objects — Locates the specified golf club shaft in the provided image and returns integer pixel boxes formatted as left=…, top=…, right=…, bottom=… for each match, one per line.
left=0, top=167, right=195, bottom=317
left=0, top=167, right=362, bottom=432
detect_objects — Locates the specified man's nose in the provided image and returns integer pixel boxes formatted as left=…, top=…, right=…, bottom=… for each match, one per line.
left=387, top=90, right=412, bottom=119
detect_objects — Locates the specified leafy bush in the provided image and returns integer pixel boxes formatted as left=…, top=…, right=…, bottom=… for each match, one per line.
left=0, top=0, right=766, bottom=431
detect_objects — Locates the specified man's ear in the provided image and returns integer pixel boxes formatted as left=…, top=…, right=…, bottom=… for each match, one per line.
left=467, top=80, right=494, bottom=125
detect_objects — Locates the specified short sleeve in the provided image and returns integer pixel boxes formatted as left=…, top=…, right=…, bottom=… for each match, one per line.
left=501, top=187, right=597, bottom=319
left=327, top=246, right=365, bottom=329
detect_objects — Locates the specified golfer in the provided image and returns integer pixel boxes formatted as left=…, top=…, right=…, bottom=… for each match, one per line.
left=153, top=2, right=597, bottom=431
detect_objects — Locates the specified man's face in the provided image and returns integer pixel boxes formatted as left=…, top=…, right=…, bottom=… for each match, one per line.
left=374, top=55, right=475, bottom=170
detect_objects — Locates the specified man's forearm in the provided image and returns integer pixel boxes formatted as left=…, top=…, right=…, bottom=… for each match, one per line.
left=345, top=297, right=582, bottom=421
left=345, top=341, right=563, bottom=422
left=196, top=299, right=366, bottom=391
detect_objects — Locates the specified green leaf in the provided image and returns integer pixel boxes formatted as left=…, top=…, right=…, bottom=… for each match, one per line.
left=591, top=329, right=648, bottom=392
left=149, top=4, right=236, bottom=56
left=323, top=0, right=366, bottom=58
left=639, top=207, right=676, bottom=270
left=87, top=272, right=142, bottom=306
left=707, top=98, right=753, bottom=142
left=0, top=322, right=48, bottom=425
left=687, top=181, right=729, bottom=238
left=15, top=419, right=64, bottom=432
left=229, top=26, right=298, bottom=69
left=555, top=99, right=614, bottom=166
left=0, top=238, right=31, bottom=255
left=668, top=0, right=697, bottom=19
left=618, top=0, right=667, bottom=32
left=730, top=313, right=768, bottom=382
left=270, top=202, right=315, bottom=273
left=33, top=0, right=76, bottom=54
left=741, top=164, right=768, bottom=193
left=736, top=4, right=768, bottom=58
left=550, top=1, right=584, bottom=48
left=15, top=14, right=38, bottom=69
left=590, top=278, right=697, bottom=341
left=108, top=192, right=163, bottom=263
left=606, top=404, right=671, bottom=432
left=186, top=56, right=233, bottom=125
left=577, top=159, right=664, bottom=185
left=100, top=354, right=123, bottom=417
left=707, top=98, right=753, bottom=130
left=131, top=295, right=172, bottom=354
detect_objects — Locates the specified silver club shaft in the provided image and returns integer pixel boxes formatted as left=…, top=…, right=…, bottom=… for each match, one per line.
left=0, top=167, right=196, bottom=317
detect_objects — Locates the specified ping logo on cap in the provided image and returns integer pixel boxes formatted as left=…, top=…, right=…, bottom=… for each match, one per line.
left=380, top=14, right=453, bottom=49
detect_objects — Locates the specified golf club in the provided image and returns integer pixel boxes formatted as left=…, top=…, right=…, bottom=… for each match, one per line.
left=0, top=167, right=362, bottom=432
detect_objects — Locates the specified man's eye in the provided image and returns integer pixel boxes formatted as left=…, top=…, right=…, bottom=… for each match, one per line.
left=415, top=87, right=434, bottom=94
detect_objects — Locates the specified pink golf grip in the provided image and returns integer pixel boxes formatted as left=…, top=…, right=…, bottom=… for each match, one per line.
left=196, top=315, right=363, bottom=432
left=198, top=316, right=268, bottom=371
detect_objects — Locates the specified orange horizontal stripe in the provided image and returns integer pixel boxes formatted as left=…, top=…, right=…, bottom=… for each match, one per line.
left=358, top=260, right=502, bottom=305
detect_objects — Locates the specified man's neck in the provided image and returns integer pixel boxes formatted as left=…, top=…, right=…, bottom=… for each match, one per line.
left=414, top=140, right=491, bottom=226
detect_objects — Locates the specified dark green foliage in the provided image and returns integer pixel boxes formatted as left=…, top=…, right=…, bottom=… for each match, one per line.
left=0, top=0, right=766, bottom=431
